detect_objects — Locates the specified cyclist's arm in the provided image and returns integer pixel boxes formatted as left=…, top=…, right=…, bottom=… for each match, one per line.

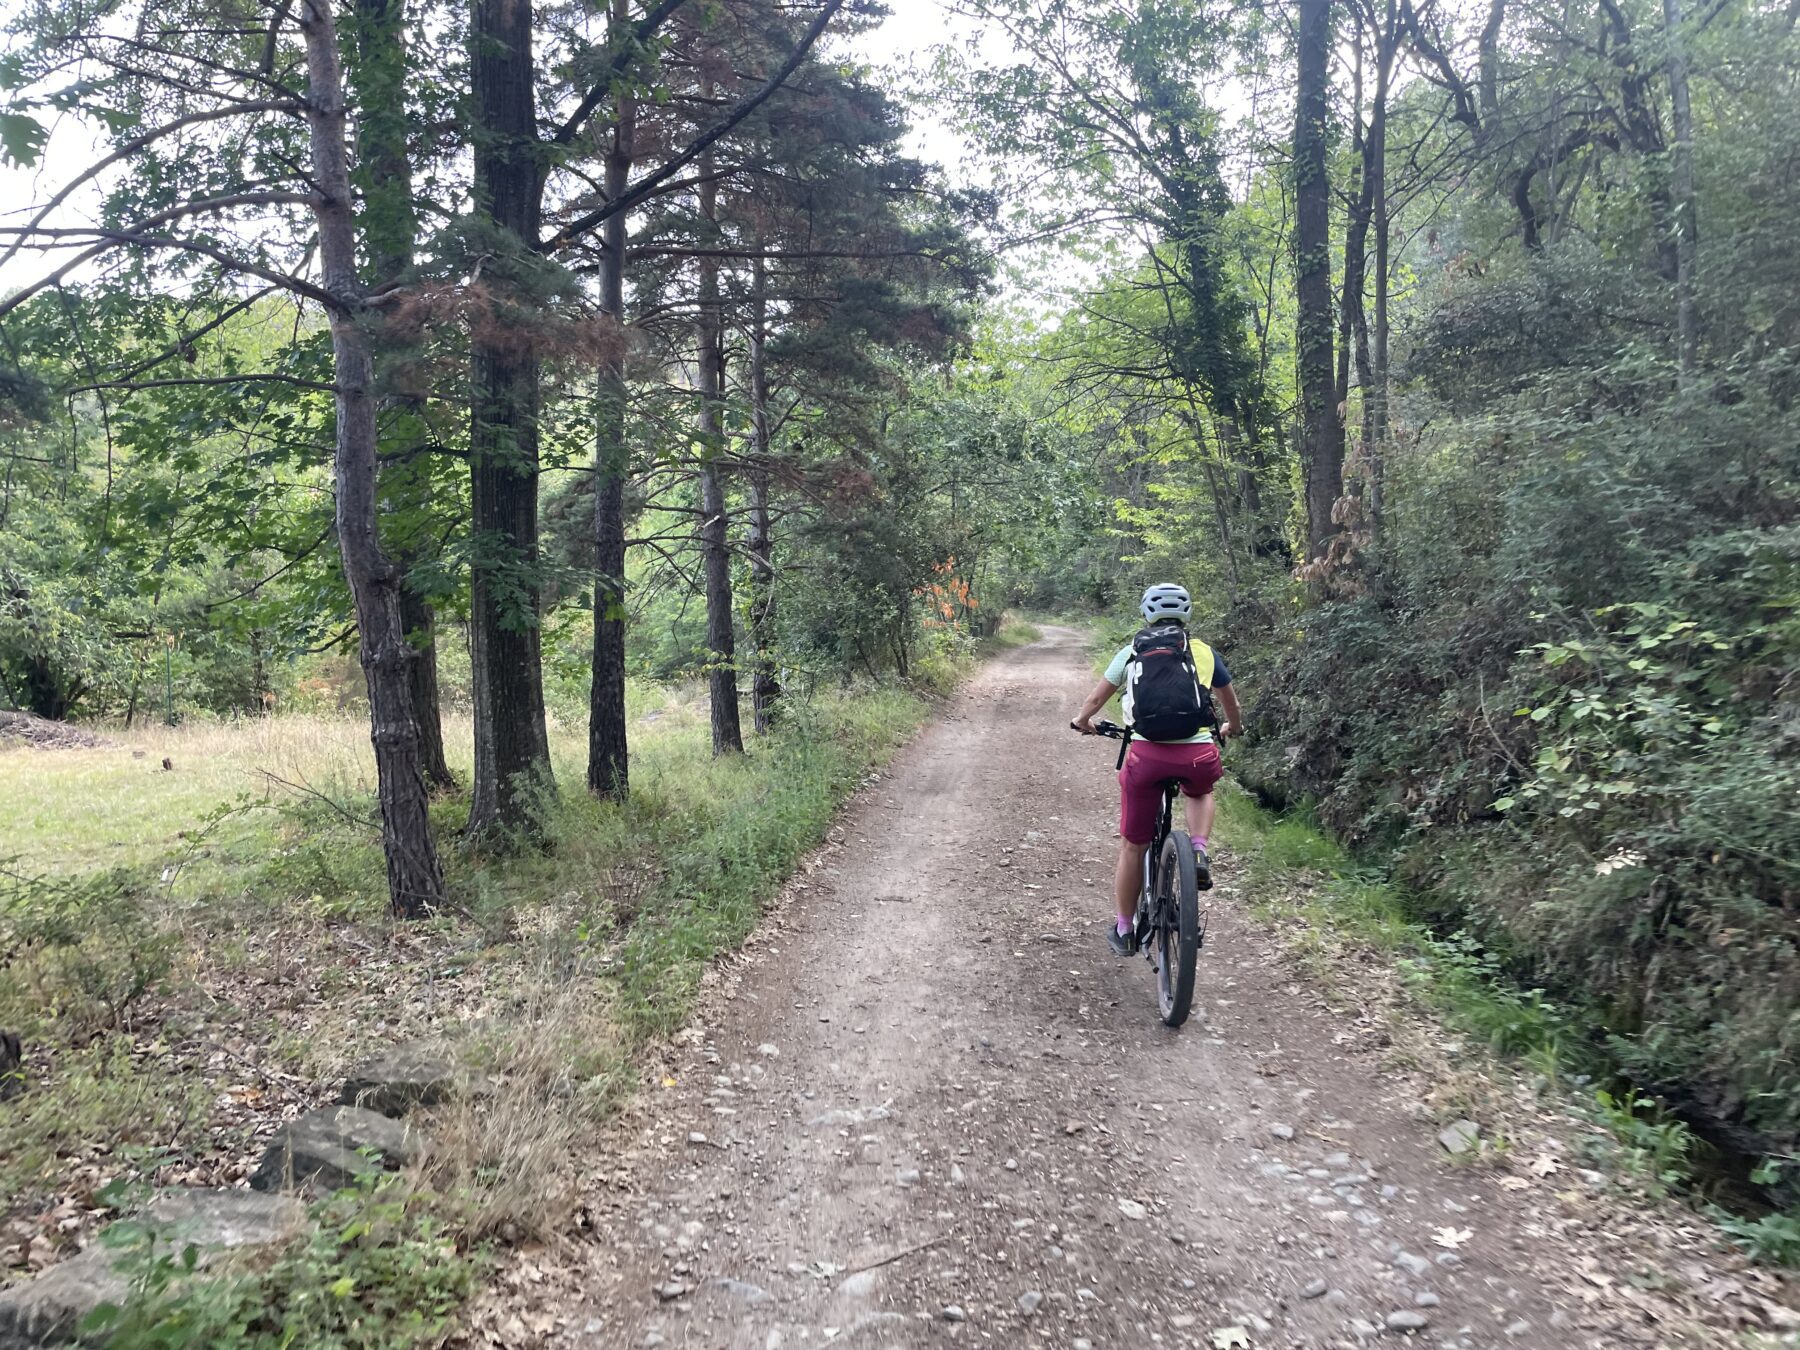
left=1073, top=678, right=1117, bottom=734
left=1216, top=682, right=1243, bottom=738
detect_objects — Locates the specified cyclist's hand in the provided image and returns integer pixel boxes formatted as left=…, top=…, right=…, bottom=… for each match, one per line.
left=1216, top=720, right=1234, bottom=742
left=1072, top=717, right=1096, bottom=736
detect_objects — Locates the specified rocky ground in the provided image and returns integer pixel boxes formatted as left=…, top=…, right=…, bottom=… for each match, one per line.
left=457, top=627, right=1794, bottom=1350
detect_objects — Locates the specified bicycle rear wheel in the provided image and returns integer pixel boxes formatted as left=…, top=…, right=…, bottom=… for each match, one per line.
left=1154, top=831, right=1200, bottom=1027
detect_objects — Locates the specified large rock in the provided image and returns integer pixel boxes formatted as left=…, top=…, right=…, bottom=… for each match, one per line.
left=1438, top=1119, right=1482, bottom=1157
left=249, top=1105, right=423, bottom=1195
left=0, top=1189, right=303, bottom=1347
left=338, top=1040, right=464, bottom=1117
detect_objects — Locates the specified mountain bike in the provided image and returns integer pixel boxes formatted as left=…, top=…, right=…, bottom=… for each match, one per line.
left=1072, top=719, right=1208, bottom=1028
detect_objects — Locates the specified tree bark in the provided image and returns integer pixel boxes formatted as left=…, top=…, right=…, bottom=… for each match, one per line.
left=1662, top=0, right=1700, bottom=383
left=349, top=0, right=454, bottom=791
left=1295, top=0, right=1343, bottom=562
left=297, top=0, right=444, bottom=917
left=1366, top=0, right=1396, bottom=529
left=1370, top=134, right=1390, bottom=525
left=1478, top=0, right=1506, bottom=115
left=1338, top=32, right=1369, bottom=415
left=695, top=135, right=743, bottom=756
left=588, top=9, right=635, bottom=801
left=399, top=585, right=451, bottom=785
left=746, top=258, right=781, bottom=735
left=465, top=0, right=553, bottom=839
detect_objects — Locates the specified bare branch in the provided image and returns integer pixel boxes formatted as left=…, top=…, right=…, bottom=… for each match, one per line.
left=0, top=202, right=337, bottom=319
left=66, top=373, right=336, bottom=395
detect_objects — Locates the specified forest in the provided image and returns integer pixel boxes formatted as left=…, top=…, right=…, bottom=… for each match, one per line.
left=0, top=0, right=1796, bottom=1340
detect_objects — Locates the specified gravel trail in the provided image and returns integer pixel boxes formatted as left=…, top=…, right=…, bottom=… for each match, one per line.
left=548, top=627, right=1741, bottom=1349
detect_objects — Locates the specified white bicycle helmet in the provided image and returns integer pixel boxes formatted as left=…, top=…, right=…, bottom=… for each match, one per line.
left=1139, top=582, right=1191, bottom=622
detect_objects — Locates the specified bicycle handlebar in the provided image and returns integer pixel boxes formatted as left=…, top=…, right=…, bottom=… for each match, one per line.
left=1070, top=719, right=1128, bottom=740
left=1072, top=718, right=1230, bottom=742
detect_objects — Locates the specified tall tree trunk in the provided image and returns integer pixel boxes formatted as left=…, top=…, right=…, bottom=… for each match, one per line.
left=466, top=0, right=553, bottom=839
left=349, top=0, right=454, bottom=790
left=1363, top=3, right=1397, bottom=532
left=746, top=258, right=781, bottom=735
left=1338, top=33, right=1369, bottom=416
left=695, top=125, right=743, bottom=756
left=588, top=16, right=634, bottom=800
left=1478, top=0, right=1506, bottom=116
left=297, top=0, right=444, bottom=917
left=1369, top=82, right=1391, bottom=526
left=399, top=587, right=451, bottom=783
left=1662, top=0, right=1699, bottom=383
left=1295, top=0, right=1343, bottom=562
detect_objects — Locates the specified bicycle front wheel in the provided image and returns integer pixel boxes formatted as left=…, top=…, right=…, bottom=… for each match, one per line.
left=1155, top=831, right=1200, bottom=1027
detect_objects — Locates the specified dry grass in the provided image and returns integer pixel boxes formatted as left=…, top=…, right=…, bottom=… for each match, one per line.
left=418, top=911, right=630, bottom=1241
left=0, top=685, right=700, bottom=876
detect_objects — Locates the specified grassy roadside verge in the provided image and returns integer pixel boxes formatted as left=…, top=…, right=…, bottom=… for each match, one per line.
left=1215, top=781, right=1800, bottom=1269
left=1, top=625, right=1029, bottom=1344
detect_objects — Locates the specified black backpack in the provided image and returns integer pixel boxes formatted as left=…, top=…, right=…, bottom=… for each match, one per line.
left=1121, top=623, right=1217, bottom=741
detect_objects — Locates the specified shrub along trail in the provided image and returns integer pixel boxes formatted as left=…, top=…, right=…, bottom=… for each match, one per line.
left=502, top=630, right=1772, bottom=1349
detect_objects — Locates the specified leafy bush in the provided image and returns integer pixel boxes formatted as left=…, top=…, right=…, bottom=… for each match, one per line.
left=1715, top=1209, right=1800, bottom=1268
left=1233, top=286, right=1800, bottom=1162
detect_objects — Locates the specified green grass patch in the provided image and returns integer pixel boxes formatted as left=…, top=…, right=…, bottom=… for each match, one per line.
left=0, top=1037, right=209, bottom=1204
left=607, top=685, right=925, bottom=1039
left=982, top=614, right=1043, bottom=651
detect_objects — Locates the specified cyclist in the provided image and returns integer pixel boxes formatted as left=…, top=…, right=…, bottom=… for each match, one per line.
left=1072, top=583, right=1242, bottom=956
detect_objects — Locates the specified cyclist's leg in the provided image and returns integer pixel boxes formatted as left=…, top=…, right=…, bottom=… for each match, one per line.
left=1112, top=841, right=1148, bottom=924
left=1177, top=743, right=1226, bottom=849
left=1114, top=744, right=1160, bottom=925
left=1184, top=790, right=1217, bottom=845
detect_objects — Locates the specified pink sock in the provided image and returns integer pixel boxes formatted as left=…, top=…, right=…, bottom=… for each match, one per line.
left=1196, top=835, right=1208, bottom=852
left=1116, top=916, right=1132, bottom=935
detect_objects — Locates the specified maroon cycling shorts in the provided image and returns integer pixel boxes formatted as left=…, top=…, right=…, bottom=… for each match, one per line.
left=1118, top=740, right=1223, bottom=844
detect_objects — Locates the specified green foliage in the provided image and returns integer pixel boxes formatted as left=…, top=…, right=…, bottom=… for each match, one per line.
left=1400, top=933, right=1570, bottom=1061
left=1713, top=1210, right=1800, bottom=1268
left=0, top=1038, right=205, bottom=1204
left=1589, top=1090, right=1696, bottom=1197
left=86, top=1179, right=480, bottom=1349
left=1230, top=789, right=1800, bottom=1253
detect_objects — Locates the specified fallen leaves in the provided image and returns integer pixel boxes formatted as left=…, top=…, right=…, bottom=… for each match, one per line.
left=1211, top=1328, right=1250, bottom=1350
left=1433, top=1226, right=1473, bottom=1249
left=1530, top=1154, right=1563, bottom=1177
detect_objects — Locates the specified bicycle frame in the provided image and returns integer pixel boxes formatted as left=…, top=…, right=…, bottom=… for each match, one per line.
left=1073, top=716, right=1207, bottom=1026
left=1141, top=782, right=1179, bottom=904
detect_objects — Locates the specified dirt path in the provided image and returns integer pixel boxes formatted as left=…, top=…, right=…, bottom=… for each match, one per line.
left=537, top=629, right=1752, bottom=1350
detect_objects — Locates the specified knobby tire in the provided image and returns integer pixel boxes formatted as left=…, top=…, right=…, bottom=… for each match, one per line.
left=1156, top=831, right=1200, bottom=1027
